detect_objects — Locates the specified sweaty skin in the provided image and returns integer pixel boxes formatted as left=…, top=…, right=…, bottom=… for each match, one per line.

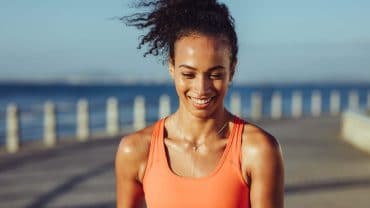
left=115, top=34, right=284, bottom=208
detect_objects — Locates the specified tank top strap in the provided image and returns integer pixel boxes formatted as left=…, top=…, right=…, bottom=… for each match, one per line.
left=144, top=118, right=165, bottom=176
left=226, top=116, right=246, bottom=166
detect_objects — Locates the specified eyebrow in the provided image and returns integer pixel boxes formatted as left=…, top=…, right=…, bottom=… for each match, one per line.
left=178, top=64, right=225, bottom=71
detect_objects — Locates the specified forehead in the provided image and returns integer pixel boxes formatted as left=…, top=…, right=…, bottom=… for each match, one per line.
left=173, top=34, right=231, bottom=61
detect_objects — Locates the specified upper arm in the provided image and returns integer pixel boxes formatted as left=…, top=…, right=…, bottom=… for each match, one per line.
left=244, top=129, right=284, bottom=208
left=115, top=134, right=149, bottom=208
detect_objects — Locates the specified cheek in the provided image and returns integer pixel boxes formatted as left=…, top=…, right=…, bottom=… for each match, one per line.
left=174, top=75, right=186, bottom=87
left=215, top=77, right=230, bottom=89
left=217, top=83, right=229, bottom=95
left=173, top=76, right=188, bottom=94
left=217, top=80, right=231, bottom=98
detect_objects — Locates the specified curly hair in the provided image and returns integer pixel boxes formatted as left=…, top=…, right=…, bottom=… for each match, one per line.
left=121, top=0, right=238, bottom=64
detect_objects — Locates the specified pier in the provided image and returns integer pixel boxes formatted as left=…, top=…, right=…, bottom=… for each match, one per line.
left=1, top=115, right=370, bottom=208
left=2, top=89, right=370, bottom=153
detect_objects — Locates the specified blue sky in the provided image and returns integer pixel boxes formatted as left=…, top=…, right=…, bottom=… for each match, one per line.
left=0, top=0, right=369, bottom=84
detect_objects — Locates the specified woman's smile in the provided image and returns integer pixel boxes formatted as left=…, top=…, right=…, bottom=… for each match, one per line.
left=188, top=96, right=216, bottom=109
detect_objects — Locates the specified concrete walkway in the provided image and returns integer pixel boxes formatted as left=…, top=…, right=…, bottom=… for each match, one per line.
left=1, top=115, right=370, bottom=208
left=262, top=116, right=370, bottom=208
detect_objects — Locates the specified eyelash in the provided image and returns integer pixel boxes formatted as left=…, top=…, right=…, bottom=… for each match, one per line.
left=210, top=74, right=222, bottom=79
left=181, top=73, right=223, bottom=79
left=181, top=73, right=195, bottom=78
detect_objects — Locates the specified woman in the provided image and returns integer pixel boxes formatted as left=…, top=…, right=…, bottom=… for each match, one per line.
left=115, top=0, right=284, bottom=207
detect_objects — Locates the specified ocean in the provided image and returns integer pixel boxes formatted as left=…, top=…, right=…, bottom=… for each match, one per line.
left=0, top=82, right=369, bottom=144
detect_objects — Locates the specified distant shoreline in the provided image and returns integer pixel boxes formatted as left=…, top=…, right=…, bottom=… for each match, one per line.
left=0, top=80, right=369, bottom=87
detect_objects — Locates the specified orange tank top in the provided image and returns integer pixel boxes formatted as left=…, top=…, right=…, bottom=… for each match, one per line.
left=142, top=116, right=250, bottom=208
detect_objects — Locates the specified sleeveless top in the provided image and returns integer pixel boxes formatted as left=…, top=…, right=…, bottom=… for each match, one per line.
left=142, top=116, right=250, bottom=208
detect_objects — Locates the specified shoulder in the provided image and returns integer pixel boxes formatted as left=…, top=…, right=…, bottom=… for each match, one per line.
left=241, top=122, right=283, bottom=172
left=116, top=126, right=153, bottom=159
left=242, top=123, right=281, bottom=153
left=115, top=123, right=156, bottom=182
left=240, top=122, right=285, bottom=207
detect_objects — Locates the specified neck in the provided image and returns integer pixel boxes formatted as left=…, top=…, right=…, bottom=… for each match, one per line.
left=169, top=108, right=232, bottom=144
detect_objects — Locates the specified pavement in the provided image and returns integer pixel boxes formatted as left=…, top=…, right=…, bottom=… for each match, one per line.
left=1, top=115, right=370, bottom=208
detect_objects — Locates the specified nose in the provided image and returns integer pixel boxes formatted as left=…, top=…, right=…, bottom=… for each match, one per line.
left=194, top=75, right=211, bottom=96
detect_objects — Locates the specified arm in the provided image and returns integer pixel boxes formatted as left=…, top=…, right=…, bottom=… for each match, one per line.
left=115, top=135, right=148, bottom=208
left=245, top=130, right=285, bottom=208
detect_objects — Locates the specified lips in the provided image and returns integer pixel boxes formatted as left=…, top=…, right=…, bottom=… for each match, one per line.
left=189, top=96, right=214, bottom=109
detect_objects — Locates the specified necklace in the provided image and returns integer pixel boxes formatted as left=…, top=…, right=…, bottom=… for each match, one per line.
left=189, top=121, right=229, bottom=151
left=216, top=121, right=229, bottom=136
left=169, top=117, right=230, bottom=177
left=188, top=120, right=229, bottom=177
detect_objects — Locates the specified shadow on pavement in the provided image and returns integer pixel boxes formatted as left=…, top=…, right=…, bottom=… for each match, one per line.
left=286, top=176, right=370, bottom=195
left=46, top=202, right=115, bottom=208
left=0, top=138, right=119, bottom=173
left=24, top=161, right=114, bottom=208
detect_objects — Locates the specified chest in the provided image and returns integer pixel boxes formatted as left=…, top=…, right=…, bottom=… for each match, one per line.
left=143, top=137, right=250, bottom=208
left=164, top=137, right=228, bottom=178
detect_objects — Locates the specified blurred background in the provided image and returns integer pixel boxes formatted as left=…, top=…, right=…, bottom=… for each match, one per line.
left=0, top=0, right=370, bottom=208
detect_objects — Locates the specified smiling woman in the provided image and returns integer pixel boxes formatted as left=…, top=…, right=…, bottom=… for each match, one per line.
left=115, top=0, right=284, bottom=208
left=170, top=35, right=233, bottom=118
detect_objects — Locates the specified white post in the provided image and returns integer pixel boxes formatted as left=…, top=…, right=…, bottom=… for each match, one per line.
left=158, top=94, right=171, bottom=119
left=44, top=101, right=56, bottom=147
left=134, top=96, right=146, bottom=130
left=271, top=91, right=282, bottom=119
left=6, top=104, right=19, bottom=153
left=106, top=97, right=119, bottom=136
left=251, top=92, right=262, bottom=120
left=77, top=99, right=89, bottom=141
left=311, top=90, right=322, bottom=117
left=230, top=92, right=241, bottom=117
left=291, top=91, right=303, bottom=118
left=348, top=90, right=359, bottom=111
left=330, top=90, right=341, bottom=116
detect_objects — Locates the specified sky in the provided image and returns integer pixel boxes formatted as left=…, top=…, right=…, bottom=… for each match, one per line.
left=0, top=0, right=369, bottom=84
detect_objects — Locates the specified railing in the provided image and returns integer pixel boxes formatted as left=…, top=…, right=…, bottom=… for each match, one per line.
left=2, top=90, right=370, bottom=153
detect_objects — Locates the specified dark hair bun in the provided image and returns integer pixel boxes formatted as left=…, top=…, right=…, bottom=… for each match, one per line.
left=151, top=0, right=217, bottom=7
left=122, top=0, right=238, bottom=63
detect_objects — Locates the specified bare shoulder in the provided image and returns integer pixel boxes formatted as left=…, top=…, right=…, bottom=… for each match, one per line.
left=242, top=123, right=281, bottom=153
left=115, top=124, right=155, bottom=182
left=241, top=122, right=285, bottom=207
left=241, top=122, right=283, bottom=171
left=117, top=126, right=153, bottom=159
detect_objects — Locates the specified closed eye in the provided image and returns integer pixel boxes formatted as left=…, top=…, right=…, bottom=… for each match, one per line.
left=209, top=73, right=223, bottom=79
left=181, top=73, right=195, bottom=79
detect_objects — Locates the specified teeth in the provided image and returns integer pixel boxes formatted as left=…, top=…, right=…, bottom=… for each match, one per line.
left=191, top=97, right=212, bottom=105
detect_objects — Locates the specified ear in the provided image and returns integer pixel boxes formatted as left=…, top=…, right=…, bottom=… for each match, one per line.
left=168, top=59, right=175, bottom=80
left=229, top=59, right=237, bottom=82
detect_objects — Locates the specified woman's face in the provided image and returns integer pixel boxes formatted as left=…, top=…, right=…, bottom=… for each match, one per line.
left=169, top=34, right=235, bottom=118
